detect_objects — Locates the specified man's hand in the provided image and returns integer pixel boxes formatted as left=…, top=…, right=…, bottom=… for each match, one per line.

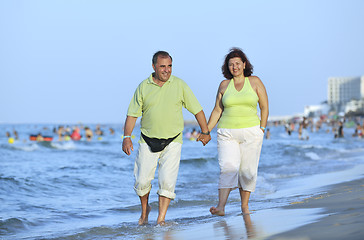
left=122, top=138, right=134, bottom=155
left=196, top=133, right=211, bottom=146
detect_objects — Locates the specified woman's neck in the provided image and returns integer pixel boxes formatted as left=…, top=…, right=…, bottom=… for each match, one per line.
left=233, top=74, right=245, bottom=82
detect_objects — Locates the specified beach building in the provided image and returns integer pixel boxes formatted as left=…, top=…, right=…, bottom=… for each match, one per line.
left=304, top=102, right=329, bottom=117
left=345, top=99, right=364, bottom=116
left=327, top=76, right=364, bottom=113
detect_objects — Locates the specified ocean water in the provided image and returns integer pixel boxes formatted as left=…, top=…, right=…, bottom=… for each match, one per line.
left=1, top=123, right=363, bottom=240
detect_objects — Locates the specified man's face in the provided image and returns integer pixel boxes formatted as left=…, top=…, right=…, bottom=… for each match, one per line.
left=152, top=56, right=172, bottom=82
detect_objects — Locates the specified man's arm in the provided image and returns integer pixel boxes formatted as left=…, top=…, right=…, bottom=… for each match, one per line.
left=195, top=110, right=211, bottom=146
left=122, top=116, right=138, bottom=155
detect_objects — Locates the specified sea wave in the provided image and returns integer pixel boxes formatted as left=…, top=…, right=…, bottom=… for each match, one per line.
left=0, top=217, right=30, bottom=235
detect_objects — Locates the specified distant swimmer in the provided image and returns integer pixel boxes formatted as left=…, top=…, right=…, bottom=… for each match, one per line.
left=335, top=121, right=344, bottom=138
left=300, top=117, right=309, bottom=140
left=36, top=133, right=44, bottom=142
left=84, top=127, right=93, bottom=141
left=70, top=127, right=82, bottom=141
left=95, top=125, right=103, bottom=136
left=57, top=126, right=64, bottom=141
left=6, top=132, right=14, bottom=144
left=265, top=128, right=271, bottom=139
left=13, top=130, right=19, bottom=140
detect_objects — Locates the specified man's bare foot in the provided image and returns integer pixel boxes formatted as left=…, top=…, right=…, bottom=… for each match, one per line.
left=210, top=206, right=225, bottom=216
left=138, top=205, right=151, bottom=225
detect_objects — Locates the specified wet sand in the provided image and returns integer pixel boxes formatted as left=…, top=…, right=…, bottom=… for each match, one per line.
left=154, top=171, right=364, bottom=240
left=268, top=176, right=364, bottom=240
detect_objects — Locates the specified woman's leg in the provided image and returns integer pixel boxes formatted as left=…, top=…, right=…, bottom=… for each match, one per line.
left=210, top=188, right=232, bottom=216
left=239, top=188, right=251, bottom=214
left=211, top=129, right=240, bottom=216
left=238, top=126, right=264, bottom=214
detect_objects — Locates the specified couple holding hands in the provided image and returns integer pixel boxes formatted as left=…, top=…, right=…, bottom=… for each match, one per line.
left=122, top=48, right=269, bottom=226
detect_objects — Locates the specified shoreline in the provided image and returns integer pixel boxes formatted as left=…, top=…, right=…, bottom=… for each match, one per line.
left=153, top=166, right=364, bottom=240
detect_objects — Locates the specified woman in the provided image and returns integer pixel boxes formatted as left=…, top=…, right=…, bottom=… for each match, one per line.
left=202, top=47, right=268, bottom=216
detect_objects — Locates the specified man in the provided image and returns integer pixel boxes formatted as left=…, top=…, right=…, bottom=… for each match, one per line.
left=122, top=51, right=211, bottom=226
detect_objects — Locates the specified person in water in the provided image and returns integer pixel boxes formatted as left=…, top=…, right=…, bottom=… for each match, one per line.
left=200, top=47, right=269, bottom=216
left=70, top=127, right=82, bottom=141
left=122, top=50, right=211, bottom=226
left=84, top=127, right=93, bottom=141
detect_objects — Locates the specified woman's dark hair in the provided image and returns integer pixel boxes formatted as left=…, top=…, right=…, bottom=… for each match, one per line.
left=222, top=47, right=253, bottom=79
left=152, top=51, right=172, bottom=65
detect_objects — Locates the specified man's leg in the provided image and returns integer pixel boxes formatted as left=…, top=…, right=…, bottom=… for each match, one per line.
left=156, top=142, right=182, bottom=225
left=157, top=195, right=171, bottom=225
left=134, top=143, right=159, bottom=225
left=138, top=192, right=151, bottom=225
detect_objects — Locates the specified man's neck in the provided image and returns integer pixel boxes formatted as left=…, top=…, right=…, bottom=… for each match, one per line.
left=153, top=77, right=166, bottom=87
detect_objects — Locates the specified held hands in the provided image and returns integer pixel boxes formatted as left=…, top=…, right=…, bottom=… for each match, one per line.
left=122, top=138, right=134, bottom=155
left=196, top=132, right=211, bottom=146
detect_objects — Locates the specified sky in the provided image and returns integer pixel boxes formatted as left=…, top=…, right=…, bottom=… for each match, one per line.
left=1, top=0, right=364, bottom=124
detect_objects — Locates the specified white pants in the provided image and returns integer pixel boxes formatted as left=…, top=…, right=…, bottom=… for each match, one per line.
left=133, top=142, right=182, bottom=199
left=217, top=126, right=264, bottom=192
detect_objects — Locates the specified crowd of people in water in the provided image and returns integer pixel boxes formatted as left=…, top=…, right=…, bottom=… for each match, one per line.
left=4, top=124, right=118, bottom=144
left=53, top=124, right=117, bottom=142
left=276, top=115, right=364, bottom=140
left=3, top=116, right=364, bottom=145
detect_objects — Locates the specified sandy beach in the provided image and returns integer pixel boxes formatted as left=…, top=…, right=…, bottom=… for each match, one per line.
left=268, top=176, right=364, bottom=240
left=151, top=167, right=364, bottom=240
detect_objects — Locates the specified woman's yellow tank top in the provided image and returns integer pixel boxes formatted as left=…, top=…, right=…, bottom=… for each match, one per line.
left=217, top=77, right=260, bottom=129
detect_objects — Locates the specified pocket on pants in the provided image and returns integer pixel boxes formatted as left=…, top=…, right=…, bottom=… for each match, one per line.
left=217, top=128, right=232, bottom=141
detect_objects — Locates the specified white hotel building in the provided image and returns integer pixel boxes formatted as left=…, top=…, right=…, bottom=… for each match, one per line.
left=327, top=76, right=364, bottom=113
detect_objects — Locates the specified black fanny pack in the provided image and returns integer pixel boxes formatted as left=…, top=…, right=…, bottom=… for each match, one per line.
left=141, top=132, right=180, bottom=152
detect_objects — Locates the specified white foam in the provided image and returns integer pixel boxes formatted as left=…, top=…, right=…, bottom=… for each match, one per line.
left=305, top=152, right=321, bottom=160
left=51, top=142, right=76, bottom=150
left=12, top=143, right=39, bottom=152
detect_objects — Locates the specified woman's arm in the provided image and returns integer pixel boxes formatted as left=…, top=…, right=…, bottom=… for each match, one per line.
left=206, top=80, right=228, bottom=131
left=254, top=76, right=269, bottom=131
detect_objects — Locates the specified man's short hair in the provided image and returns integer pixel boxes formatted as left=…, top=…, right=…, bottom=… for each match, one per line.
left=152, top=51, right=173, bottom=65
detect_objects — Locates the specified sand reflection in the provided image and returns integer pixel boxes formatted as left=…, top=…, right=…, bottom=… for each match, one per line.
left=213, top=214, right=257, bottom=239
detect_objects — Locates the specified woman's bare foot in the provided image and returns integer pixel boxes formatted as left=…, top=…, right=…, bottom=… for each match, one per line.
left=210, top=206, right=225, bottom=216
left=241, top=206, right=250, bottom=215
left=157, top=220, right=166, bottom=226
left=138, top=205, right=151, bottom=225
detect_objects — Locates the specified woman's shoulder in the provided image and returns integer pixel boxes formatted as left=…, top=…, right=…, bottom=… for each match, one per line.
left=219, top=79, right=230, bottom=87
left=218, top=79, right=230, bottom=92
left=248, top=76, right=264, bottom=86
left=248, top=75, right=262, bottom=82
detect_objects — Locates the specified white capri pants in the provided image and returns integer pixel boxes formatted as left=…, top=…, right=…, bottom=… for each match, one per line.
left=133, top=142, right=182, bottom=199
left=217, top=126, right=264, bottom=192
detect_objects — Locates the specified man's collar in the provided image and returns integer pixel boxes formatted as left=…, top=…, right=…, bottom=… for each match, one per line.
left=147, top=73, right=174, bottom=85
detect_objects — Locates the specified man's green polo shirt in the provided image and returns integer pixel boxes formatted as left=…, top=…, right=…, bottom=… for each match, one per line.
left=127, top=74, right=203, bottom=143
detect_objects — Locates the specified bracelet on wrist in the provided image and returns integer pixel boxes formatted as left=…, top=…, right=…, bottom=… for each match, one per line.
left=201, top=131, right=210, bottom=135
left=260, top=126, right=266, bottom=131
left=123, top=135, right=131, bottom=139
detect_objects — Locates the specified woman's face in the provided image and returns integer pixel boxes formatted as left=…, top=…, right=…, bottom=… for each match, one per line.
left=228, top=57, right=245, bottom=78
